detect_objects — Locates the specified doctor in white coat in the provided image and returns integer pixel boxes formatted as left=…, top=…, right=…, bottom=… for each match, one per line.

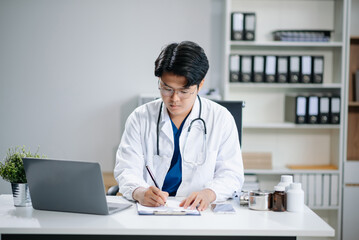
left=114, top=41, right=244, bottom=211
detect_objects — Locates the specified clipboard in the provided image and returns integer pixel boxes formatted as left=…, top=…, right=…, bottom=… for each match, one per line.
left=136, top=199, right=200, bottom=216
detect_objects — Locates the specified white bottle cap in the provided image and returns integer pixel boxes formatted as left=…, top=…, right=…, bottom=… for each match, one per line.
left=290, top=182, right=302, bottom=190
left=274, top=185, right=285, bottom=191
left=281, top=175, right=293, bottom=183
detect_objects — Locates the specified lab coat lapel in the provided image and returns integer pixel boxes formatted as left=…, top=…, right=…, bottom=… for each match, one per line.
left=159, top=105, right=173, bottom=144
left=177, top=97, right=201, bottom=196
left=154, top=104, right=173, bottom=189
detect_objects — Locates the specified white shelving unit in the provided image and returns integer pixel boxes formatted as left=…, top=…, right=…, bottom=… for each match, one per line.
left=222, top=0, right=349, bottom=239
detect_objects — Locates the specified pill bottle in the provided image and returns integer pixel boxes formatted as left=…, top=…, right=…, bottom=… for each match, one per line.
left=272, top=185, right=286, bottom=212
left=287, top=183, right=304, bottom=212
left=277, top=175, right=293, bottom=192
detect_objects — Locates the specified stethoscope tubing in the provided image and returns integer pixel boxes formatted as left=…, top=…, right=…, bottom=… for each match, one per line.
left=156, top=95, right=206, bottom=156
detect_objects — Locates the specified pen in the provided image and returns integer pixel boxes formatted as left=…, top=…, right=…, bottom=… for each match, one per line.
left=145, top=165, right=167, bottom=206
left=145, top=165, right=159, bottom=189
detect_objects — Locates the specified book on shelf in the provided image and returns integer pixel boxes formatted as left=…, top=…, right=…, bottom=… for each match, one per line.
left=322, top=174, right=330, bottom=207
left=286, top=164, right=338, bottom=170
left=308, top=174, right=315, bottom=206
left=272, top=30, right=332, bottom=42
left=315, top=174, right=323, bottom=206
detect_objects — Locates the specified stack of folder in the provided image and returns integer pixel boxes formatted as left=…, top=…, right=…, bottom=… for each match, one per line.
left=229, top=55, right=324, bottom=84
left=293, top=173, right=339, bottom=207
left=231, top=12, right=256, bottom=41
left=285, top=94, right=340, bottom=124
left=272, top=30, right=332, bottom=42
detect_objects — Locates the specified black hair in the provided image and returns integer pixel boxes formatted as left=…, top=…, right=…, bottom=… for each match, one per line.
left=154, top=41, right=209, bottom=87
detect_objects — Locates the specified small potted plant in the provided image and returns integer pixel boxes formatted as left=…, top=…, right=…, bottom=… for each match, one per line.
left=0, top=146, right=46, bottom=207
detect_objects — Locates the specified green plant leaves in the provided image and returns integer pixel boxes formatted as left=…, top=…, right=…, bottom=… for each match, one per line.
left=0, top=146, right=46, bottom=183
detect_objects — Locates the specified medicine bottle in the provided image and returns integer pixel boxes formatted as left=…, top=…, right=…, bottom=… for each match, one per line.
left=272, top=185, right=286, bottom=212
left=287, top=183, right=304, bottom=212
left=277, top=175, right=293, bottom=192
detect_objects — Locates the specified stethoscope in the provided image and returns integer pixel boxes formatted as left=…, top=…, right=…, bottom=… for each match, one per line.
left=156, top=95, right=207, bottom=167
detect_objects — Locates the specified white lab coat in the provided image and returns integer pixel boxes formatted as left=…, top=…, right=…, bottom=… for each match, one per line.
left=114, top=97, right=244, bottom=202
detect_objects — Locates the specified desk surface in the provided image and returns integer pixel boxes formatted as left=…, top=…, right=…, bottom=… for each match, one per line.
left=0, top=195, right=334, bottom=237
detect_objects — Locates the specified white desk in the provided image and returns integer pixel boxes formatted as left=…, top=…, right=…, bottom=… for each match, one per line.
left=0, top=195, right=334, bottom=240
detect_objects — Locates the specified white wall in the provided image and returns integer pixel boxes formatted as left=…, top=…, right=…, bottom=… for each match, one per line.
left=351, top=0, right=359, bottom=36
left=0, top=0, right=225, bottom=193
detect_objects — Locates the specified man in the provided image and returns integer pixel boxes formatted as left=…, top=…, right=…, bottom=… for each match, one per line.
left=114, top=41, right=243, bottom=211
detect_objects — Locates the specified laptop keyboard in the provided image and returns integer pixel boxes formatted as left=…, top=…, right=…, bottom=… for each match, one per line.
left=108, top=207, right=118, bottom=211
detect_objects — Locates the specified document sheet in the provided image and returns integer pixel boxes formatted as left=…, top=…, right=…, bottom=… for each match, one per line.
left=136, top=199, right=200, bottom=215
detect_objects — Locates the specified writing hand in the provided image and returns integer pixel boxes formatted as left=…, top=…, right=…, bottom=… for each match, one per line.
left=179, top=188, right=216, bottom=211
left=133, top=186, right=169, bottom=207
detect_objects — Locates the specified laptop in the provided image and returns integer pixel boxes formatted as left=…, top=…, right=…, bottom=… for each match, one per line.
left=23, top=158, right=132, bottom=215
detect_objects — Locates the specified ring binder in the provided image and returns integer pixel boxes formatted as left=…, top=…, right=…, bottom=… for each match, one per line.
left=244, top=13, right=256, bottom=41
left=231, top=12, right=244, bottom=41
left=285, top=95, right=307, bottom=124
left=265, top=56, right=276, bottom=83
left=330, top=96, right=341, bottom=124
left=253, top=56, right=265, bottom=82
left=301, top=56, right=312, bottom=83
left=230, top=55, right=240, bottom=82
left=313, top=56, right=324, bottom=84
left=307, top=96, right=319, bottom=124
left=277, top=56, right=289, bottom=83
left=319, top=96, right=330, bottom=124
left=289, top=56, right=301, bottom=83
left=240, top=55, right=253, bottom=82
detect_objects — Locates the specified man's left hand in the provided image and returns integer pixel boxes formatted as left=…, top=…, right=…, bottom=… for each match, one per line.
left=179, top=189, right=216, bottom=211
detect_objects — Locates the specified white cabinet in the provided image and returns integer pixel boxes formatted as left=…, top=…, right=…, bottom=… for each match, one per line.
left=222, top=1, right=349, bottom=239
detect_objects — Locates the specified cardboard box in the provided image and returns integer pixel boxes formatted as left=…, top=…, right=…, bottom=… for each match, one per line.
left=242, top=152, right=272, bottom=169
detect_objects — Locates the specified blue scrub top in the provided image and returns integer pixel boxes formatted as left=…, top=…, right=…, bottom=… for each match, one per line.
left=162, top=116, right=188, bottom=196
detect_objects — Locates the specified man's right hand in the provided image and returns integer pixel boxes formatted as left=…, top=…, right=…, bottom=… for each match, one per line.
left=132, top=186, right=169, bottom=207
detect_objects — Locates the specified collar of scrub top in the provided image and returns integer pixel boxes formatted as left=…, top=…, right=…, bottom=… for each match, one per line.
left=156, top=95, right=206, bottom=156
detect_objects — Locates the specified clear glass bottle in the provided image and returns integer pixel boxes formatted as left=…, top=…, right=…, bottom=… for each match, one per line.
left=272, top=185, right=286, bottom=212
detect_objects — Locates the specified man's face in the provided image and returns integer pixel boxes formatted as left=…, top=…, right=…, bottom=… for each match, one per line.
left=159, top=72, right=203, bottom=119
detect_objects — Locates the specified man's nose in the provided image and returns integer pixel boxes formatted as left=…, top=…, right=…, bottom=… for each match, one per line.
left=171, top=91, right=181, bottom=101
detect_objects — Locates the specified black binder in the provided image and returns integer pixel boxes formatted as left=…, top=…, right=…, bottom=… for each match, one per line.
left=231, top=12, right=244, bottom=40
left=289, top=56, right=301, bottom=83
left=265, top=56, right=276, bottom=83
left=240, top=55, right=253, bottom=82
left=301, top=56, right=312, bottom=83
left=243, top=13, right=256, bottom=41
left=277, top=56, right=289, bottom=83
left=319, top=96, right=330, bottom=124
left=285, top=95, right=307, bottom=124
left=330, top=96, right=340, bottom=124
left=307, top=96, right=319, bottom=124
left=229, top=55, right=240, bottom=82
left=313, top=56, right=324, bottom=84
left=253, top=56, right=265, bottom=83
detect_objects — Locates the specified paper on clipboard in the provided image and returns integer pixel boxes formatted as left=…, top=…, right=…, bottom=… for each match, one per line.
left=136, top=199, right=200, bottom=215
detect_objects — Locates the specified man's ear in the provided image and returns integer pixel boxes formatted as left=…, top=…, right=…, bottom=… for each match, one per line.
left=198, top=79, right=205, bottom=91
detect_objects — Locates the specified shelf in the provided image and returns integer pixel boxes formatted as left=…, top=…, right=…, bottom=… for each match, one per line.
left=228, top=82, right=342, bottom=89
left=230, top=41, right=343, bottom=48
left=349, top=101, right=359, bottom=107
left=243, top=122, right=340, bottom=129
left=244, top=166, right=340, bottom=175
